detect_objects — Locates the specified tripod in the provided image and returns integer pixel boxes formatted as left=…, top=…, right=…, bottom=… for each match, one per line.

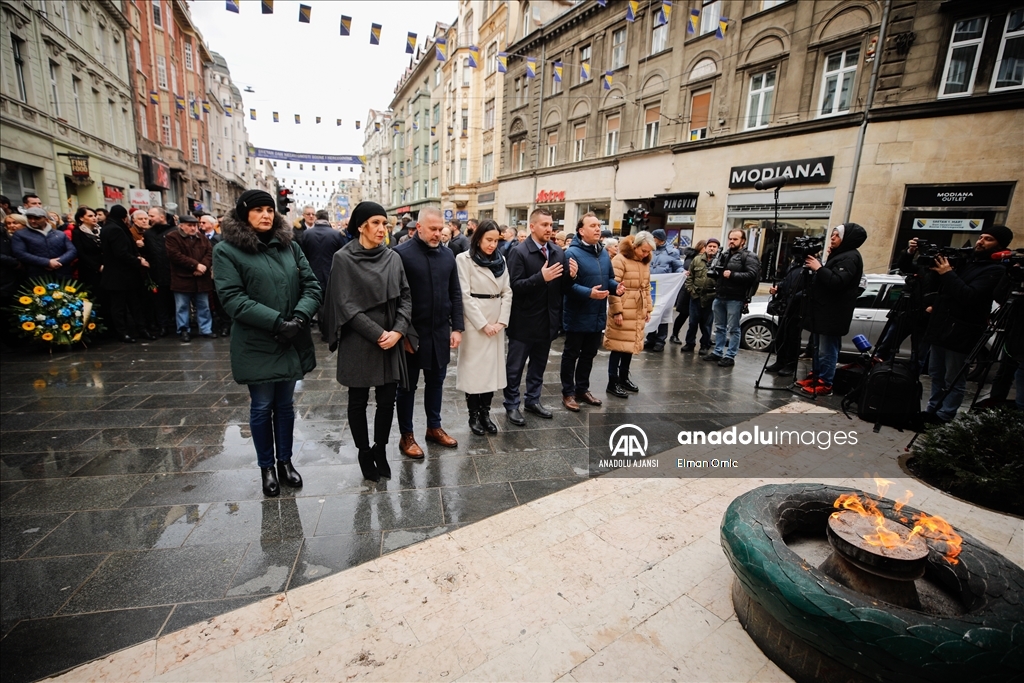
left=755, top=265, right=810, bottom=391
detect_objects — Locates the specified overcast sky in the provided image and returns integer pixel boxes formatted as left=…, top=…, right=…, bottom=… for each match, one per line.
left=189, top=0, right=457, bottom=204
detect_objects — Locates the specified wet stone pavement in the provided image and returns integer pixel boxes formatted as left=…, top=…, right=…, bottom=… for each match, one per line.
left=0, top=335, right=805, bottom=682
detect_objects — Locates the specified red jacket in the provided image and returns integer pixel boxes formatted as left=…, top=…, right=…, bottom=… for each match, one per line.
left=165, top=229, right=213, bottom=293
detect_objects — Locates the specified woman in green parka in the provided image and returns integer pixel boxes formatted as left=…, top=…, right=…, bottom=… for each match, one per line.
left=213, top=190, right=322, bottom=497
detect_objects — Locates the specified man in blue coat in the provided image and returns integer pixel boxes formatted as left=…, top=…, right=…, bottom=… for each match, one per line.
left=644, top=229, right=684, bottom=352
left=561, top=213, right=624, bottom=412
left=11, top=207, right=77, bottom=278
left=394, top=206, right=465, bottom=457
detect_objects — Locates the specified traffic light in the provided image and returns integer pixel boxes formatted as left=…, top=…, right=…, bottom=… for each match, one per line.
left=277, top=188, right=293, bottom=213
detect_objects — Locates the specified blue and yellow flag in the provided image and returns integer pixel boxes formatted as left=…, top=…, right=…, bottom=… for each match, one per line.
left=294, top=114, right=301, bottom=124
left=553, top=61, right=562, bottom=82
left=580, top=62, right=591, bottom=80
left=375, top=122, right=382, bottom=132
left=526, top=57, right=537, bottom=78
left=226, top=0, right=239, bottom=13
left=273, top=111, right=279, bottom=122
left=688, top=8, right=699, bottom=34
left=316, top=116, right=321, bottom=124
left=149, top=90, right=159, bottom=104
left=191, top=99, right=200, bottom=119
left=202, top=100, right=210, bottom=113
left=626, top=0, right=638, bottom=22
left=261, top=0, right=273, bottom=15
left=497, top=51, right=508, bottom=73
left=717, top=17, right=728, bottom=39
left=654, top=9, right=666, bottom=27
left=370, top=23, right=381, bottom=45
left=435, top=37, right=447, bottom=61
left=447, top=126, right=453, bottom=137
left=355, top=120, right=360, bottom=129
left=340, top=15, right=351, bottom=36
left=250, top=108, right=256, bottom=120
left=602, top=71, right=613, bottom=90
left=175, top=96, right=186, bottom=111
left=596, top=0, right=607, bottom=6
left=225, top=105, right=233, bottom=117
left=391, top=122, right=399, bottom=132
left=412, top=122, right=419, bottom=131
left=468, top=45, right=480, bottom=68
left=430, top=125, right=436, bottom=136
left=298, top=4, right=310, bottom=23
left=663, top=0, right=673, bottom=19
left=337, top=118, right=342, bottom=126
left=407, top=32, right=417, bottom=54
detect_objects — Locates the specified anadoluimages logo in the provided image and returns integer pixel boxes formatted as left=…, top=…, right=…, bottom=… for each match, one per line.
left=608, top=424, right=648, bottom=458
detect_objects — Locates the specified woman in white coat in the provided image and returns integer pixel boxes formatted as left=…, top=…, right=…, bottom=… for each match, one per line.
left=456, top=219, right=512, bottom=434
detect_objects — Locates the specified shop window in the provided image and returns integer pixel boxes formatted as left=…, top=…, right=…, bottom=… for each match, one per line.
left=745, top=70, right=775, bottom=130
left=940, top=16, right=987, bottom=98
left=819, top=47, right=859, bottom=116
left=605, top=114, right=620, bottom=156
left=644, top=105, right=660, bottom=148
left=612, top=27, right=627, bottom=69
left=992, top=9, right=1024, bottom=91
left=547, top=131, right=558, bottom=166
left=574, top=122, right=587, bottom=161
left=689, top=90, right=710, bottom=140
left=0, top=161, right=39, bottom=202
left=699, top=0, right=721, bottom=36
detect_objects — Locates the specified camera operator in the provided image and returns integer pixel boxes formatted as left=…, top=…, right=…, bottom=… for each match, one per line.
left=980, top=261, right=1024, bottom=409
left=918, top=225, right=1012, bottom=423
left=798, top=223, right=868, bottom=396
left=764, top=253, right=807, bottom=377
left=875, top=240, right=941, bottom=372
left=703, top=229, right=760, bottom=368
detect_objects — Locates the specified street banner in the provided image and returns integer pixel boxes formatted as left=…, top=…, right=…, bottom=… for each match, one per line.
left=644, top=273, right=685, bottom=335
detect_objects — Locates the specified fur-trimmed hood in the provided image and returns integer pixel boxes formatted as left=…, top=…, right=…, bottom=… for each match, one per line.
left=220, top=209, right=293, bottom=254
left=618, top=235, right=652, bottom=264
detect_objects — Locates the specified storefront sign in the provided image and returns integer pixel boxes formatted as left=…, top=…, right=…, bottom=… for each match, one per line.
left=654, top=193, right=698, bottom=213
left=904, top=184, right=1013, bottom=208
left=666, top=214, right=696, bottom=225
left=444, top=209, right=454, bottom=221
left=149, top=191, right=163, bottom=207
left=143, top=156, right=171, bottom=190
left=536, top=190, right=565, bottom=203
left=728, top=157, right=834, bottom=189
left=913, top=218, right=985, bottom=231
left=68, top=154, right=90, bottom=179
left=103, top=184, right=124, bottom=203
left=456, top=210, right=469, bottom=221
left=395, top=205, right=412, bottom=214
left=128, top=189, right=151, bottom=209
left=478, top=192, right=495, bottom=204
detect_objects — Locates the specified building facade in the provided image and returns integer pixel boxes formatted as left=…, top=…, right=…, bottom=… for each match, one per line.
left=360, top=108, right=392, bottom=205
left=497, top=0, right=1022, bottom=276
left=1, top=0, right=140, bottom=214
left=205, top=51, right=250, bottom=216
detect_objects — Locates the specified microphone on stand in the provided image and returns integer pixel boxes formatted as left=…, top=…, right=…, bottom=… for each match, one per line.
left=754, top=177, right=789, bottom=191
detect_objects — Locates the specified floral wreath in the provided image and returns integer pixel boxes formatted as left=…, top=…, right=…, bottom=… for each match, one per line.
left=11, top=278, right=104, bottom=346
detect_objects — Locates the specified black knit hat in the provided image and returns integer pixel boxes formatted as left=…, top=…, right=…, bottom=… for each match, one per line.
left=981, top=224, right=1013, bottom=250
left=235, top=189, right=275, bottom=220
left=350, top=201, right=388, bottom=233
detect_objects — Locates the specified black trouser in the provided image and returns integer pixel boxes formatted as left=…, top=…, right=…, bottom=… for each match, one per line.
left=646, top=323, right=669, bottom=347
left=504, top=337, right=551, bottom=409
left=608, top=351, right=633, bottom=379
left=685, top=298, right=714, bottom=348
left=561, top=331, right=602, bottom=395
left=105, top=288, right=147, bottom=337
left=672, top=288, right=691, bottom=337
left=775, top=307, right=803, bottom=366
left=990, top=356, right=1021, bottom=402
left=347, top=383, right=398, bottom=450
left=466, top=392, right=494, bottom=411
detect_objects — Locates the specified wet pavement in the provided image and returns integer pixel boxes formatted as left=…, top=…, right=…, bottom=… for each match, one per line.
left=0, top=334, right=804, bottom=682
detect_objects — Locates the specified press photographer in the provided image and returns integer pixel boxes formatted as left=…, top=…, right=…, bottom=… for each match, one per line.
left=918, top=225, right=1013, bottom=423
left=798, top=223, right=867, bottom=396
left=764, top=241, right=817, bottom=377
left=874, top=239, right=944, bottom=372
left=703, top=229, right=760, bottom=368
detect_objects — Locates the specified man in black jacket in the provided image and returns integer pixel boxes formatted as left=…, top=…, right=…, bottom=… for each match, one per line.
left=143, top=208, right=175, bottom=337
left=503, top=208, right=577, bottom=425
left=704, top=229, right=760, bottom=367
left=297, top=210, right=343, bottom=339
left=394, top=207, right=465, bottom=457
left=920, top=225, right=1012, bottom=422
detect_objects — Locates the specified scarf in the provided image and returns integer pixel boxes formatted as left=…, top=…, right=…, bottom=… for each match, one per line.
left=470, top=247, right=506, bottom=278
left=323, top=238, right=406, bottom=345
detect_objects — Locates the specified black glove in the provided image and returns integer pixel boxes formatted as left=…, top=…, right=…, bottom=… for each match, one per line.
left=274, top=317, right=304, bottom=344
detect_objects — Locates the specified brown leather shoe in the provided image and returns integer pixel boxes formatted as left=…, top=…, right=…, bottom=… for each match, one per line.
left=425, top=427, right=458, bottom=448
left=562, top=394, right=580, bottom=412
left=576, top=391, right=603, bottom=406
left=399, top=432, right=424, bottom=459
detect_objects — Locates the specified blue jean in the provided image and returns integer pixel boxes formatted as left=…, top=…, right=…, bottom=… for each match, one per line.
left=173, top=291, right=212, bottom=334
left=927, top=345, right=968, bottom=422
left=248, top=381, right=297, bottom=468
left=810, top=333, right=842, bottom=386
left=712, top=299, right=744, bottom=359
left=396, top=353, right=446, bottom=434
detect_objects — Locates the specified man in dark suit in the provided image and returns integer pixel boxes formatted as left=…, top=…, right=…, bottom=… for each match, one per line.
left=298, top=210, right=344, bottom=339
left=394, top=207, right=465, bottom=457
left=503, top=208, right=577, bottom=426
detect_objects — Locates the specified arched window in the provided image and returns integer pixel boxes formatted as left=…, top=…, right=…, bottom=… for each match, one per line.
left=690, top=58, right=717, bottom=81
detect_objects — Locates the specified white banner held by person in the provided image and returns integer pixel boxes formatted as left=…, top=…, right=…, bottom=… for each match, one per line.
left=644, top=273, right=685, bottom=335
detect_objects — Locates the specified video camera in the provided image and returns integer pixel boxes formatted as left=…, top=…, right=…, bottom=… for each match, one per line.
left=706, top=251, right=725, bottom=279
left=1001, top=249, right=1024, bottom=283
left=912, top=239, right=972, bottom=269
left=791, top=235, right=825, bottom=260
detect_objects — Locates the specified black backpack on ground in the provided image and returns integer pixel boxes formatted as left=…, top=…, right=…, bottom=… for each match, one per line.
left=844, top=359, right=922, bottom=429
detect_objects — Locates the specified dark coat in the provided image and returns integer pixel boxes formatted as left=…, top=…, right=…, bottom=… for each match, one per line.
left=143, top=222, right=175, bottom=287
left=563, top=234, right=618, bottom=333
left=298, top=221, right=344, bottom=290
left=801, top=224, right=868, bottom=337
left=10, top=227, right=77, bottom=278
left=506, top=237, right=568, bottom=343
left=213, top=211, right=322, bottom=384
left=165, top=229, right=213, bottom=293
left=204, top=231, right=222, bottom=246
left=713, top=247, right=761, bottom=301
left=924, top=254, right=1004, bottom=353
left=449, top=232, right=470, bottom=256
left=100, top=223, right=144, bottom=291
left=393, top=234, right=465, bottom=368
left=1, top=229, right=22, bottom=297
left=71, top=228, right=103, bottom=290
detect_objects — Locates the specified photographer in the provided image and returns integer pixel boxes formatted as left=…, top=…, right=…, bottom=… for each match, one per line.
left=764, top=253, right=807, bottom=377
left=703, top=230, right=760, bottom=367
left=798, top=223, right=867, bottom=396
left=919, top=225, right=1013, bottom=422
left=875, top=241, right=941, bottom=372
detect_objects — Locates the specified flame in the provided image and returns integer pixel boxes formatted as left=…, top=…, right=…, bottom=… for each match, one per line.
left=912, top=513, right=963, bottom=565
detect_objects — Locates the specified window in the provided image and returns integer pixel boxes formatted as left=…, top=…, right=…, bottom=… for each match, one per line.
left=522, top=2, right=531, bottom=37
left=152, top=0, right=163, bottom=28
left=433, top=103, right=440, bottom=124
left=174, top=119, right=182, bottom=149
left=435, top=66, right=442, bottom=86
left=461, top=107, right=468, bottom=134
left=413, top=147, right=421, bottom=167
left=652, top=15, right=668, bottom=54
left=940, top=17, right=987, bottom=97
left=138, top=103, right=147, bottom=139
left=644, top=105, right=660, bottom=148
left=191, top=137, right=200, bottom=163
left=699, top=0, right=721, bottom=35
left=745, top=70, right=775, bottom=129
left=511, top=138, right=526, bottom=171
left=514, top=77, right=522, bottom=105
left=431, top=178, right=439, bottom=196
left=49, top=61, right=61, bottom=117
left=463, top=59, right=471, bottom=86
left=156, top=54, right=168, bottom=89
left=992, top=9, right=1024, bottom=91
left=605, top=115, right=620, bottom=156
left=552, top=63, right=562, bottom=94
left=547, top=130, right=558, bottom=166
left=184, top=40, right=194, bottom=71
left=60, top=0, right=70, bottom=34
left=486, top=43, right=497, bottom=75
left=579, top=45, right=591, bottom=81
left=762, top=0, right=787, bottom=9
left=107, top=100, right=118, bottom=146
left=572, top=123, right=587, bottom=161
left=413, top=181, right=420, bottom=200
left=414, top=111, right=420, bottom=130
left=689, top=90, right=711, bottom=140
left=170, top=63, right=177, bottom=92
left=612, top=27, right=627, bottom=69
left=484, top=99, right=495, bottom=129
left=97, top=23, right=107, bottom=63
left=12, top=35, right=27, bottom=102
left=161, top=114, right=171, bottom=145
left=72, top=76, right=82, bottom=127
left=819, top=48, right=859, bottom=116
left=133, top=38, right=142, bottom=71
left=432, top=141, right=440, bottom=162
left=459, top=158, right=467, bottom=184
left=482, top=153, right=493, bottom=181
left=464, top=11, right=474, bottom=42
left=91, top=88, right=101, bottom=135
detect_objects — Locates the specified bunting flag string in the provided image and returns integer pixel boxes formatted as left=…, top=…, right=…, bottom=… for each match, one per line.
left=580, top=61, right=591, bottom=80
left=316, top=116, right=321, bottom=124
left=626, top=0, right=638, bottom=22
left=654, top=9, right=666, bottom=28
left=406, top=32, right=417, bottom=54
left=340, top=15, right=351, bottom=36
left=261, top=0, right=273, bottom=15
left=337, top=119, right=342, bottom=126
left=553, top=61, right=562, bottom=83
left=468, top=45, right=480, bottom=68
left=602, top=70, right=613, bottom=90
left=370, top=23, right=382, bottom=45
left=435, top=37, right=447, bottom=62
left=295, top=114, right=301, bottom=124
left=663, top=1, right=673, bottom=20
left=191, top=99, right=201, bottom=120
left=175, top=95, right=186, bottom=111
left=497, top=51, right=508, bottom=73
left=430, top=125, right=436, bottom=136
left=273, top=112, right=280, bottom=122
left=250, top=108, right=256, bottom=120
left=149, top=90, right=159, bottom=104
left=202, top=100, right=211, bottom=113
left=525, top=57, right=537, bottom=78
left=688, top=8, right=699, bottom=34
left=226, top=0, right=239, bottom=13
left=596, top=0, right=606, bottom=6
left=355, top=121, right=361, bottom=129
left=225, top=105, right=233, bottom=117
left=298, top=4, right=311, bottom=23
left=717, top=17, right=729, bottom=39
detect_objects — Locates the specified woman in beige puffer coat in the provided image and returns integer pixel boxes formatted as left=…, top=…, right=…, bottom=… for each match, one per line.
left=603, top=231, right=655, bottom=397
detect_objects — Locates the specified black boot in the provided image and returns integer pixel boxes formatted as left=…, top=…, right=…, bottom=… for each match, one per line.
left=276, top=460, right=303, bottom=488
left=261, top=466, right=280, bottom=497
left=479, top=394, right=498, bottom=434
left=467, top=395, right=485, bottom=435
left=606, top=379, right=629, bottom=398
left=372, top=443, right=391, bottom=479
left=619, top=372, right=639, bottom=393
left=764, top=360, right=785, bottom=372
left=357, top=448, right=379, bottom=482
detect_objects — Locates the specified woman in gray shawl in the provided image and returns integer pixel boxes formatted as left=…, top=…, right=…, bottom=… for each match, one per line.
left=324, top=202, right=415, bottom=482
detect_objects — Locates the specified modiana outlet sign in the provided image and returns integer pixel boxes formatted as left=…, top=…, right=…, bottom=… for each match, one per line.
left=728, top=156, right=834, bottom=189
